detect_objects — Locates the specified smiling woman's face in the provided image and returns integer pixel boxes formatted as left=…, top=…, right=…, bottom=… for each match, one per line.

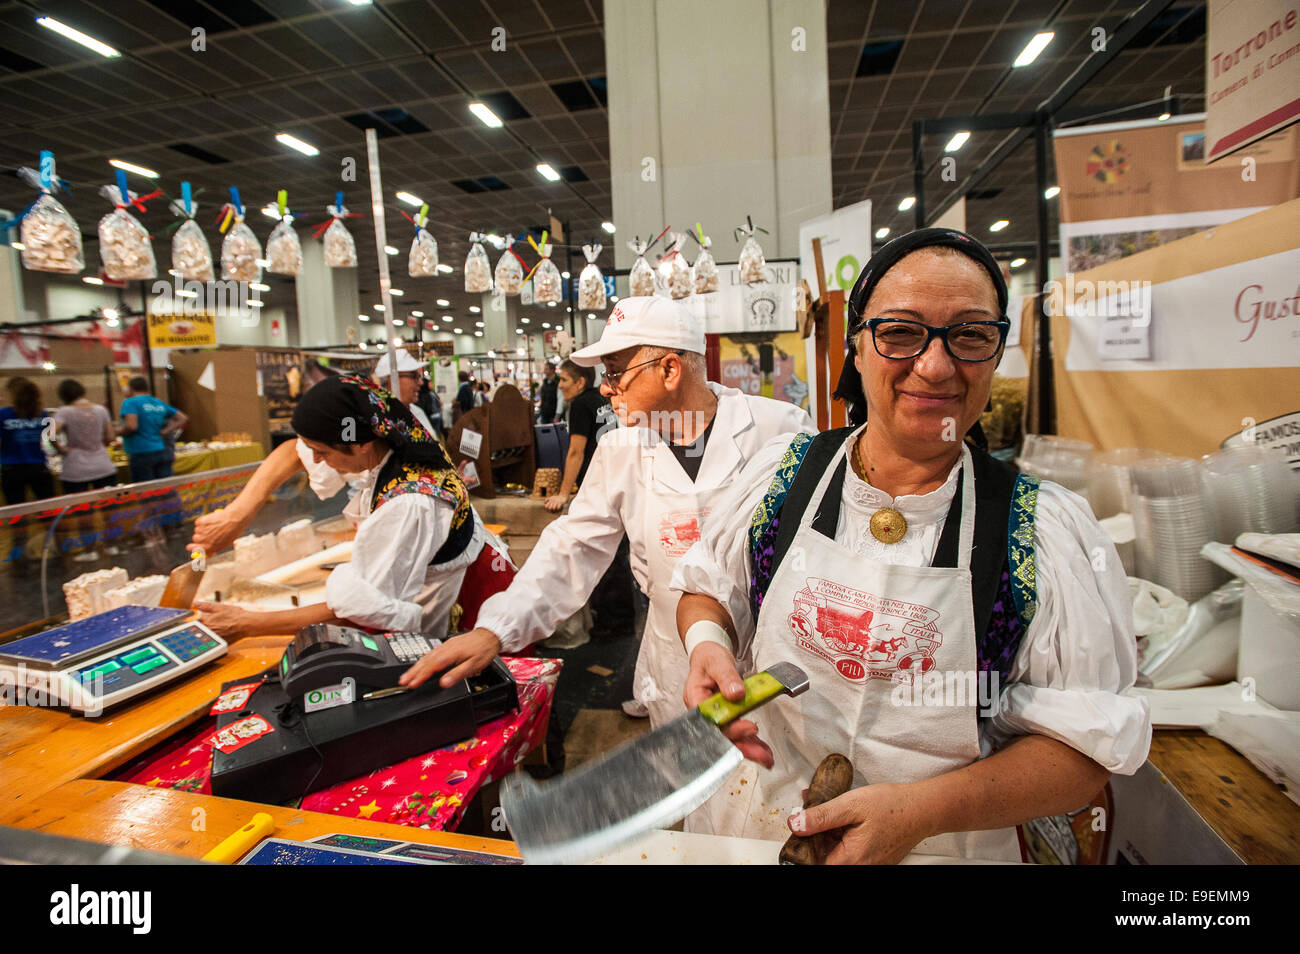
left=853, top=249, right=1001, bottom=451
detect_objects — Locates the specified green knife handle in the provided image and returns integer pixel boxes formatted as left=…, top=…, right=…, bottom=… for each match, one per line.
left=697, top=670, right=787, bottom=726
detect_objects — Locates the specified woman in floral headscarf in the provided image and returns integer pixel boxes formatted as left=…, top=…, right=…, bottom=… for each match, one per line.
left=196, top=376, right=513, bottom=659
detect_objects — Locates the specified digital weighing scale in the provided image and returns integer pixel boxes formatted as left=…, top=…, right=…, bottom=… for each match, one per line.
left=0, top=605, right=227, bottom=715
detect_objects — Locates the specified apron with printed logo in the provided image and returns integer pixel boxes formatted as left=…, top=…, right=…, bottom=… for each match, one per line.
left=634, top=452, right=733, bottom=728
left=693, top=440, right=1020, bottom=860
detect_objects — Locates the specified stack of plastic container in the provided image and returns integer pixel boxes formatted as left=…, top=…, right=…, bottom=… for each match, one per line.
left=1017, top=435, right=1094, bottom=499
left=1200, top=445, right=1298, bottom=542
left=1087, top=447, right=1170, bottom=520
left=1130, top=457, right=1224, bottom=601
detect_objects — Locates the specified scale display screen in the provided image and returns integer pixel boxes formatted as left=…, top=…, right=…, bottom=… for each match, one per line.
left=70, top=626, right=221, bottom=698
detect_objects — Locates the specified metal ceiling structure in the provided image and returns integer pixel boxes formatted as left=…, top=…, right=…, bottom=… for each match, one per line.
left=0, top=0, right=1209, bottom=338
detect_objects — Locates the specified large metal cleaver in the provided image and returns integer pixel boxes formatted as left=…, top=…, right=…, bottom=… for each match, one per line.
left=501, top=662, right=809, bottom=864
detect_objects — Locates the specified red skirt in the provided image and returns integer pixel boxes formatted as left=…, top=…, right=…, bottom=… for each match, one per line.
left=455, top=538, right=516, bottom=635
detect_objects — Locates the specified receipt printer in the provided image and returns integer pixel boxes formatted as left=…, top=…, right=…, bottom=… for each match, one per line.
left=279, top=623, right=437, bottom=700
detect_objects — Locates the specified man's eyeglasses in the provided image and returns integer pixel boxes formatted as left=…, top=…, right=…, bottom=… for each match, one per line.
left=864, top=318, right=1009, bottom=363
left=603, top=350, right=683, bottom=391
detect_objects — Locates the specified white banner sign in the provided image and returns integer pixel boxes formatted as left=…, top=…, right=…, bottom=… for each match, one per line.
left=798, top=198, right=872, bottom=295
left=1064, top=248, right=1300, bottom=370
left=687, top=263, right=797, bottom=334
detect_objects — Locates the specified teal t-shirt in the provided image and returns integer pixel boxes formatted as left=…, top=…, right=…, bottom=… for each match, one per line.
left=120, top=394, right=178, bottom=454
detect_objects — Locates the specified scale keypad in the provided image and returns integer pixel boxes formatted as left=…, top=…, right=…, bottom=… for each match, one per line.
left=385, top=632, right=434, bottom=663
left=160, top=626, right=221, bottom=662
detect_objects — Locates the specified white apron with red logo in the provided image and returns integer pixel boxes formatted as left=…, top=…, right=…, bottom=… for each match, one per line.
left=633, top=454, right=733, bottom=728
left=693, top=439, right=1020, bottom=860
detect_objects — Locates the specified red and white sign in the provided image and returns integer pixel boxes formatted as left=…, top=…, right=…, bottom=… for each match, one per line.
left=1206, top=0, right=1300, bottom=161
left=787, top=578, right=943, bottom=685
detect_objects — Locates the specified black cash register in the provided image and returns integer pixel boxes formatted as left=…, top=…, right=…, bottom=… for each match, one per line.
left=278, top=623, right=440, bottom=700
left=209, top=624, right=518, bottom=805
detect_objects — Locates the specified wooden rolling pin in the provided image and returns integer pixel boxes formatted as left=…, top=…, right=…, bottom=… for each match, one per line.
left=779, top=753, right=854, bottom=865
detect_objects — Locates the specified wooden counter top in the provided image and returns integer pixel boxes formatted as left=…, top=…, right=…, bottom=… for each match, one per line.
left=1148, top=728, right=1300, bottom=865
left=0, top=635, right=289, bottom=813
left=2, top=779, right=517, bottom=860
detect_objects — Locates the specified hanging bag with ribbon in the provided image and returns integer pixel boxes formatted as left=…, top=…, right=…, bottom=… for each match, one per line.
left=691, top=223, right=718, bottom=294
left=494, top=233, right=524, bottom=296
left=12, top=151, right=83, bottom=274
left=465, top=231, right=492, bottom=292
left=627, top=236, right=654, bottom=297
left=98, top=169, right=159, bottom=281
left=527, top=231, right=562, bottom=304
left=169, top=182, right=213, bottom=282
left=217, top=188, right=262, bottom=283
left=663, top=231, right=692, bottom=299
left=405, top=203, right=438, bottom=277
left=735, top=215, right=769, bottom=285
left=578, top=242, right=606, bottom=310
left=317, top=192, right=357, bottom=268
left=266, top=189, right=302, bottom=276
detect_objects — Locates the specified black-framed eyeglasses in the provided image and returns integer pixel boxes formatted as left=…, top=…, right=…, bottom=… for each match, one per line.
left=864, top=318, right=1010, bottom=363
left=603, top=350, right=684, bottom=391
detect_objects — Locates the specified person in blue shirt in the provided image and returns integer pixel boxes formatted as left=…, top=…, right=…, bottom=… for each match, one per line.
left=0, top=376, right=54, bottom=504
left=119, top=377, right=188, bottom=483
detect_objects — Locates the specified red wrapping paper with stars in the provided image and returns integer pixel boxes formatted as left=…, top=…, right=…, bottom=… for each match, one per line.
left=114, top=657, right=562, bottom=830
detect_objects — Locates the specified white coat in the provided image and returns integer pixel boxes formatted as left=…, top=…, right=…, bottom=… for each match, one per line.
left=475, top=382, right=814, bottom=724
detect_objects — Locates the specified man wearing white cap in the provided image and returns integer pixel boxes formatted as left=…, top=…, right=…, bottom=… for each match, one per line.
left=374, top=349, right=436, bottom=436
left=399, top=297, right=815, bottom=726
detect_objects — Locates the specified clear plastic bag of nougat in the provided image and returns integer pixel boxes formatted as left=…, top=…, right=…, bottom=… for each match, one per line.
left=265, top=193, right=302, bottom=276
left=735, top=217, right=768, bottom=285
left=98, top=184, right=157, bottom=281
left=532, top=240, right=562, bottom=304
left=322, top=200, right=356, bottom=268
left=628, top=237, right=654, bottom=297
left=664, top=232, right=691, bottom=299
left=15, top=164, right=83, bottom=274
left=692, top=226, right=718, bottom=294
left=465, top=232, right=492, bottom=292
left=578, top=243, right=606, bottom=310
left=494, top=235, right=523, bottom=296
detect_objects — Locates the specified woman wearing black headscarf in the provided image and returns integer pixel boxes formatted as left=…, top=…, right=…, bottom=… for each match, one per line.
left=669, top=229, right=1149, bottom=862
left=196, top=376, right=513, bottom=655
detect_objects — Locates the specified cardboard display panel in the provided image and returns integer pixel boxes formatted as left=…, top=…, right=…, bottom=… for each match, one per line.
left=1047, top=198, right=1300, bottom=457
left=169, top=349, right=270, bottom=450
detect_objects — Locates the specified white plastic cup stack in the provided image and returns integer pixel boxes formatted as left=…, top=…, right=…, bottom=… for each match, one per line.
left=1200, top=445, right=1299, bottom=543
left=1130, top=457, right=1224, bottom=601
left=1018, top=434, right=1094, bottom=500
left=1087, top=447, right=1170, bottom=520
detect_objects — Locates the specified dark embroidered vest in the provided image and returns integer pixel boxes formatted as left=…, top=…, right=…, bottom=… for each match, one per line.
left=370, top=454, right=475, bottom=567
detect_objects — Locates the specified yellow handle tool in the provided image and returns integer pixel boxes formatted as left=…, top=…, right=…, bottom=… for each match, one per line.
left=696, top=662, right=809, bottom=726
left=202, top=812, right=275, bottom=864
